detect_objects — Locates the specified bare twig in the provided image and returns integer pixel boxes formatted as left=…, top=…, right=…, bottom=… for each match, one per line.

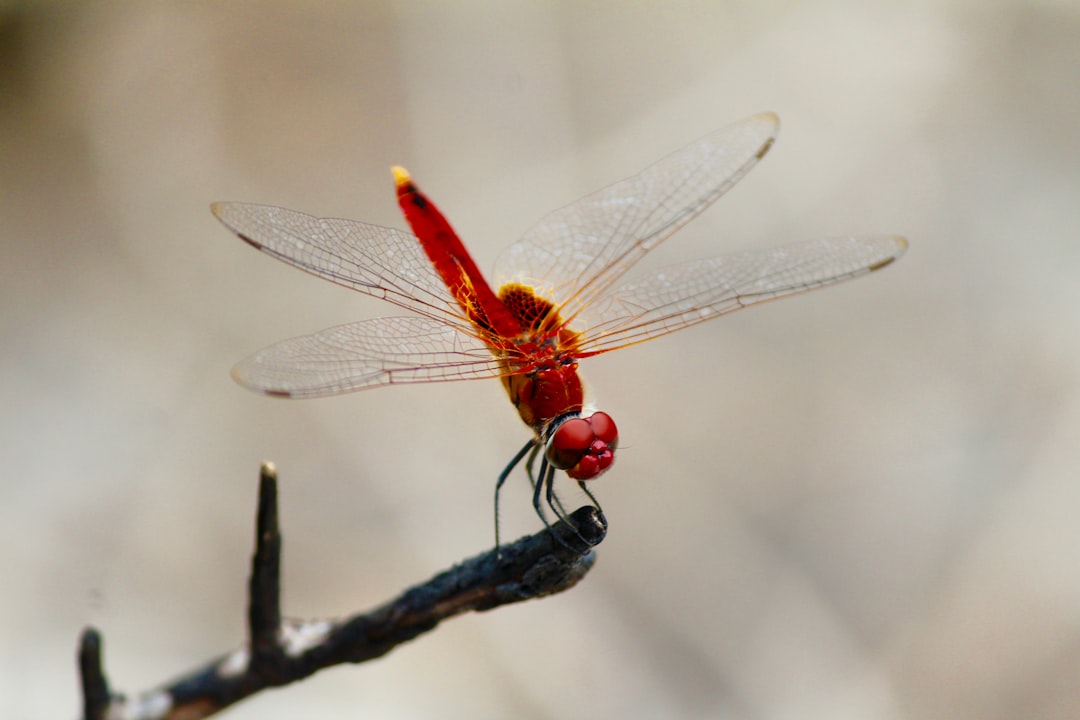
left=78, top=462, right=605, bottom=719
left=78, top=628, right=109, bottom=720
left=247, top=464, right=284, bottom=680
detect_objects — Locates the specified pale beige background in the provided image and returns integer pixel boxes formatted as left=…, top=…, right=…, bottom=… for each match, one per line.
left=3, top=2, right=1079, bottom=718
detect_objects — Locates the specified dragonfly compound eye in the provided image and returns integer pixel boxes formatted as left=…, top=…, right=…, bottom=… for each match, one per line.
left=546, top=412, right=619, bottom=480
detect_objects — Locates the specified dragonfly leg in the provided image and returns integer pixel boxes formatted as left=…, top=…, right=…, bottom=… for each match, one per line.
left=533, top=457, right=596, bottom=552
left=531, top=458, right=558, bottom=535
left=523, top=442, right=542, bottom=490
left=495, top=439, right=538, bottom=551
left=525, top=444, right=572, bottom=519
left=514, top=442, right=599, bottom=552
left=577, top=480, right=608, bottom=531
left=544, top=465, right=573, bottom=526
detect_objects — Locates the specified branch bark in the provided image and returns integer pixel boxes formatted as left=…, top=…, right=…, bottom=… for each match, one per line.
left=78, top=462, right=606, bottom=719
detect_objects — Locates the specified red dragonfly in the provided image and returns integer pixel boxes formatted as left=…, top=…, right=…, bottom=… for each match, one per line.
left=213, top=112, right=906, bottom=544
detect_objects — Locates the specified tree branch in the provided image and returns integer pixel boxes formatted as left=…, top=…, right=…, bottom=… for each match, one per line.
left=78, top=462, right=606, bottom=719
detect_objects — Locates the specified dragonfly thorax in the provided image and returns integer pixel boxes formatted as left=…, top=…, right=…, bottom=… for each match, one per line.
left=491, top=281, right=592, bottom=430
left=500, top=356, right=584, bottom=430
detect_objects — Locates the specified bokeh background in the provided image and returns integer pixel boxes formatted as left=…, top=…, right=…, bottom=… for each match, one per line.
left=3, top=2, right=1079, bottom=718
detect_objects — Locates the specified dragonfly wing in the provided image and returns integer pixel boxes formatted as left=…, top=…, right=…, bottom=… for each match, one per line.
left=493, top=112, right=780, bottom=316
left=212, top=202, right=476, bottom=331
left=575, top=236, right=908, bottom=354
left=232, top=315, right=504, bottom=398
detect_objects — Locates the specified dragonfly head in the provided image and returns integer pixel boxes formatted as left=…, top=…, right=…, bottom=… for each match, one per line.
left=545, top=412, right=618, bottom=480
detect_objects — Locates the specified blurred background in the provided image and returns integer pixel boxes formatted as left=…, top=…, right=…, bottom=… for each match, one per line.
left=3, top=2, right=1079, bottom=718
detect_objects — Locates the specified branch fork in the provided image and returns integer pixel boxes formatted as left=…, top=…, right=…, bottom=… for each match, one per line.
left=78, top=462, right=605, bottom=720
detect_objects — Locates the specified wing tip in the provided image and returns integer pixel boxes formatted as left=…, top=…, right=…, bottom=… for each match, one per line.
left=755, top=136, right=776, bottom=160
left=236, top=232, right=263, bottom=250
left=868, top=255, right=897, bottom=272
left=232, top=364, right=294, bottom=397
left=747, top=112, right=781, bottom=158
left=756, top=110, right=780, bottom=128
left=211, top=202, right=264, bottom=249
left=868, top=236, right=909, bottom=271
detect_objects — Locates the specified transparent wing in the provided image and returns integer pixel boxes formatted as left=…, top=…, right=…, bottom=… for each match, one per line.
left=573, top=236, right=908, bottom=355
left=493, top=112, right=779, bottom=321
left=212, top=202, right=479, bottom=334
left=232, top=316, right=505, bottom=398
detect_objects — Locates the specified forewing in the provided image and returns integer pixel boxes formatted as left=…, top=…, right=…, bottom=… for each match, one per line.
left=232, top=315, right=504, bottom=398
left=493, top=112, right=780, bottom=318
left=212, top=202, right=477, bottom=332
left=574, top=236, right=908, bottom=354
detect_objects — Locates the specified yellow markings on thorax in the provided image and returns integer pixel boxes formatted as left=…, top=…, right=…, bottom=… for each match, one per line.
left=497, top=283, right=581, bottom=351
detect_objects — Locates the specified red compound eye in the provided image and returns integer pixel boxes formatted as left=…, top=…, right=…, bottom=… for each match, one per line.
left=546, top=413, right=619, bottom=480
left=589, top=412, right=618, bottom=444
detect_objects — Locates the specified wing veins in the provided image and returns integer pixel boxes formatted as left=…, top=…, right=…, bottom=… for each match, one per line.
left=231, top=315, right=508, bottom=398
left=491, top=114, right=781, bottom=335
left=574, top=236, right=907, bottom=354
left=214, top=203, right=486, bottom=337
